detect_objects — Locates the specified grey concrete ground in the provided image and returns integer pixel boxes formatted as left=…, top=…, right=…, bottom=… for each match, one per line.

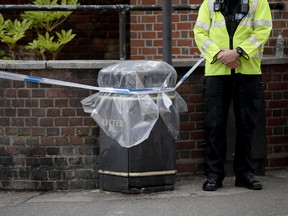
left=0, top=169, right=287, bottom=216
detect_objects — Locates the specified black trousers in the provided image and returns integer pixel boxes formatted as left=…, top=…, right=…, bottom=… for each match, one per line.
left=204, top=74, right=262, bottom=181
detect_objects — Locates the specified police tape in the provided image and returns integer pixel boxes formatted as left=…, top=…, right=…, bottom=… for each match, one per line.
left=0, top=58, right=204, bottom=94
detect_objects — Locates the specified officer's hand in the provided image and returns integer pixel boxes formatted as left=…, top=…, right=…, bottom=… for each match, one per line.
left=217, top=49, right=239, bottom=65
left=225, top=59, right=240, bottom=69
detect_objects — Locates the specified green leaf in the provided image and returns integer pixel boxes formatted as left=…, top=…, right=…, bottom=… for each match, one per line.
left=1, top=0, right=79, bottom=60
left=0, top=14, right=5, bottom=32
left=0, top=18, right=32, bottom=50
left=56, top=29, right=76, bottom=45
left=21, top=0, right=79, bottom=32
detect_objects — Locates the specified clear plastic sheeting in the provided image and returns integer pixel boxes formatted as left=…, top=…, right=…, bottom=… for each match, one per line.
left=81, top=60, right=188, bottom=148
left=157, top=92, right=188, bottom=139
left=97, top=60, right=177, bottom=89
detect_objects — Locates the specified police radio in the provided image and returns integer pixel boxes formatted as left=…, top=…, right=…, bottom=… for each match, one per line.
left=214, top=0, right=249, bottom=13
left=214, top=0, right=224, bottom=11
left=240, top=0, right=249, bottom=13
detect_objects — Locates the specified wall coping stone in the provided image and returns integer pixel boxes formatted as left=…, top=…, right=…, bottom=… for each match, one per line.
left=0, top=56, right=287, bottom=70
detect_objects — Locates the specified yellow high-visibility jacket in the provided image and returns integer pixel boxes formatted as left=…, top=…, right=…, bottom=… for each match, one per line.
left=194, top=0, right=272, bottom=76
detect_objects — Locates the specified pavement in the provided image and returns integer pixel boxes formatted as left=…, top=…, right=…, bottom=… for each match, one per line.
left=0, top=168, right=287, bottom=216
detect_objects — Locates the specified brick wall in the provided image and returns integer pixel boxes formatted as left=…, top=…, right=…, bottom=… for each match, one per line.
left=267, top=0, right=288, bottom=55
left=130, top=0, right=202, bottom=60
left=0, top=61, right=287, bottom=190
left=130, top=0, right=288, bottom=59
left=0, top=69, right=100, bottom=190
left=175, top=63, right=288, bottom=174
left=262, top=64, right=288, bottom=168
left=175, top=66, right=206, bottom=174
left=0, top=1, right=287, bottom=190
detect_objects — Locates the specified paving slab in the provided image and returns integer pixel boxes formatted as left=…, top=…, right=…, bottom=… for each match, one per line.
left=0, top=169, right=287, bottom=216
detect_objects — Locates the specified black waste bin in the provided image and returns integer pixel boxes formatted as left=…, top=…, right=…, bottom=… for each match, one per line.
left=82, top=61, right=185, bottom=193
left=98, top=115, right=176, bottom=193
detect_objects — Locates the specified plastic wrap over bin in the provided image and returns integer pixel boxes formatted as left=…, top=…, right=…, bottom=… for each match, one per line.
left=81, top=60, right=187, bottom=148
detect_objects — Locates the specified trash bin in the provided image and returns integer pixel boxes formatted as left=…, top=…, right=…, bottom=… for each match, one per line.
left=81, top=60, right=187, bottom=193
left=98, top=114, right=176, bottom=193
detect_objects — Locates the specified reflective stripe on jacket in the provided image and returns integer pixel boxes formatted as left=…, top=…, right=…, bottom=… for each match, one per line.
left=194, top=0, right=272, bottom=76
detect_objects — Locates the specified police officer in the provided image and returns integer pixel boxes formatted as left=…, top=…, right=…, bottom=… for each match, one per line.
left=194, top=0, right=272, bottom=191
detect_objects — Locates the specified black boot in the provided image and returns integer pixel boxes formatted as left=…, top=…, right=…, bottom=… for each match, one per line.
left=235, top=175, right=263, bottom=190
left=203, top=177, right=222, bottom=191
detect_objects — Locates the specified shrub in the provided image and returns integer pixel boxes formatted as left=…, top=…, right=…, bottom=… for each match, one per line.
left=0, top=0, right=79, bottom=60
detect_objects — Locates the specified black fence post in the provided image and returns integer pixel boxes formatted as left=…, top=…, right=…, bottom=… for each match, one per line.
left=162, top=0, right=172, bottom=65
left=119, top=8, right=127, bottom=60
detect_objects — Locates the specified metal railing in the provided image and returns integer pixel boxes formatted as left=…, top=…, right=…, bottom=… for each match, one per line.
left=0, top=4, right=201, bottom=63
left=0, top=3, right=284, bottom=63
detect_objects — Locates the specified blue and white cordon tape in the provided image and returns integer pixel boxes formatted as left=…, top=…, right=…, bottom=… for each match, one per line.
left=0, top=58, right=203, bottom=94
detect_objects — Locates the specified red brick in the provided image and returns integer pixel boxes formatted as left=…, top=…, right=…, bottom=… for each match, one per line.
left=141, top=31, right=157, bottom=39
left=5, top=108, right=16, bottom=116
left=39, top=119, right=53, bottom=127
left=31, top=128, right=45, bottom=136
left=11, top=118, right=25, bottom=126
left=55, top=99, right=68, bottom=107
left=18, top=90, right=30, bottom=98
left=172, top=47, right=181, bottom=54
left=172, top=31, right=180, bottom=38
left=172, top=15, right=180, bottom=23
left=191, top=130, right=205, bottom=140
left=268, top=157, right=287, bottom=167
left=267, top=117, right=287, bottom=126
left=40, top=138, right=54, bottom=147
left=32, top=90, right=46, bottom=98
left=70, top=136, right=83, bottom=145
left=69, top=118, right=83, bottom=126
left=5, top=89, right=17, bottom=98
left=40, top=99, right=53, bottom=107
left=176, top=22, right=192, bottom=30
left=140, top=0, right=158, bottom=5
left=267, top=100, right=287, bottom=109
left=191, top=150, right=205, bottom=158
left=47, top=109, right=61, bottom=117
left=55, top=118, right=68, bottom=126
left=189, top=94, right=204, bottom=103
left=272, top=20, right=286, bottom=28
left=32, top=109, right=45, bottom=117
left=6, top=147, right=18, bottom=155
left=61, top=128, right=75, bottom=136
left=154, top=23, right=162, bottom=30
left=32, top=147, right=47, bottom=156
left=268, top=135, right=288, bottom=145
left=130, top=47, right=139, bottom=55
left=130, top=40, right=145, bottom=47
left=180, top=122, right=196, bottom=131
left=176, top=141, right=196, bottom=149
left=47, top=89, right=62, bottom=98
left=142, top=16, right=157, bottom=23
left=176, top=163, right=197, bottom=173
left=62, top=109, right=76, bottom=117
left=177, top=39, right=192, bottom=46
left=153, top=39, right=163, bottom=46
left=25, top=99, right=38, bottom=107
left=142, top=47, right=157, bottom=55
